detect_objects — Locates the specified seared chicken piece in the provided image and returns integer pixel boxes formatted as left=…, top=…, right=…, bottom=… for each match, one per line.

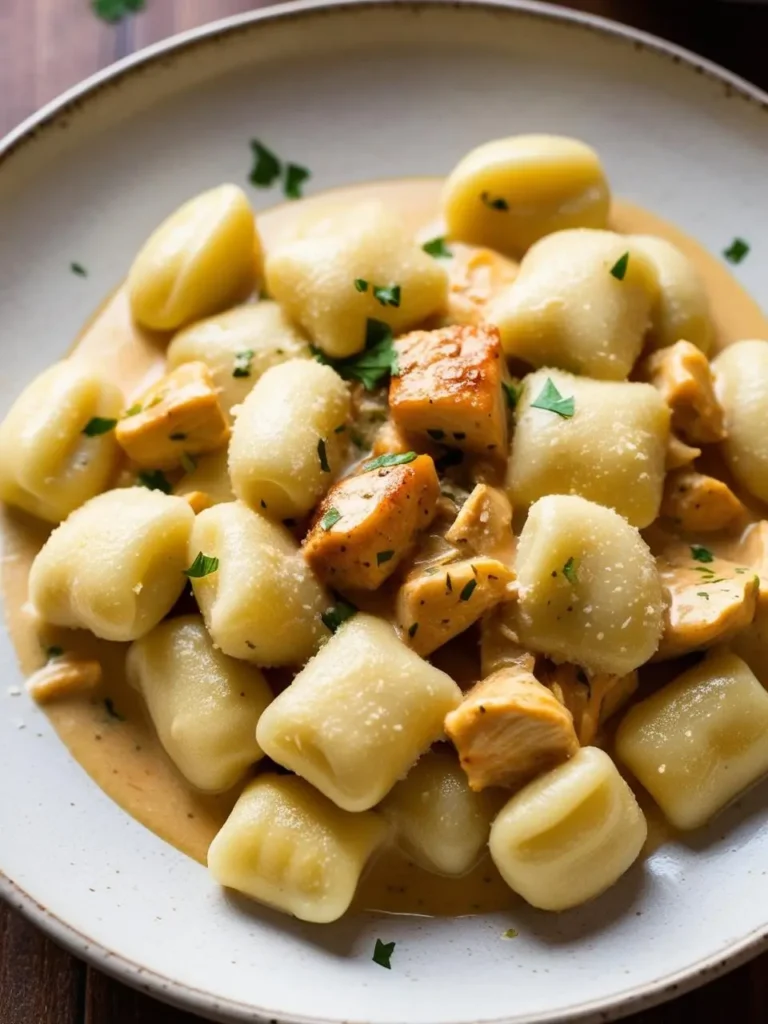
left=445, top=665, right=579, bottom=791
left=479, top=603, right=534, bottom=678
left=542, top=663, right=638, bottom=746
left=655, top=547, right=759, bottom=660
left=370, top=419, right=439, bottom=460
left=397, top=557, right=515, bottom=657
left=666, top=434, right=701, bottom=471
left=26, top=656, right=102, bottom=704
left=447, top=245, right=519, bottom=326
left=445, top=484, right=514, bottom=560
left=389, top=324, right=508, bottom=455
left=661, top=469, right=746, bottom=533
left=641, top=340, right=725, bottom=445
left=181, top=490, right=215, bottom=515
left=303, top=454, right=439, bottom=591
left=116, top=362, right=229, bottom=469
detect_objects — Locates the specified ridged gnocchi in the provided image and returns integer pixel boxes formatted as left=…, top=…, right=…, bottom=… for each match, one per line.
left=128, top=185, right=259, bottom=331
left=208, top=774, right=388, bottom=923
left=0, top=361, right=123, bottom=523
left=28, top=488, right=194, bottom=641
left=256, top=614, right=462, bottom=811
left=443, top=135, right=610, bottom=258
left=188, top=500, right=328, bottom=666
left=489, top=747, right=647, bottom=911
left=127, top=615, right=272, bottom=792
left=228, top=359, right=350, bottom=520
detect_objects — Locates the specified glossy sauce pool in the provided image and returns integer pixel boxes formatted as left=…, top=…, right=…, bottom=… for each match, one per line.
left=3, top=179, right=768, bottom=918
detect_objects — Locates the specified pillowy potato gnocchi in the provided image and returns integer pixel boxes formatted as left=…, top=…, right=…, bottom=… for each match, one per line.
left=489, top=747, right=647, bottom=912
left=229, top=359, right=350, bottom=520
left=507, top=369, right=670, bottom=528
left=616, top=649, right=768, bottom=830
left=208, top=774, right=388, bottom=923
left=256, top=614, right=462, bottom=812
left=443, top=135, right=610, bottom=258
left=490, top=229, right=657, bottom=379
left=381, top=748, right=501, bottom=877
left=629, top=235, right=713, bottom=353
left=713, top=339, right=768, bottom=503
left=166, top=301, right=311, bottom=417
left=174, top=448, right=234, bottom=507
left=188, top=501, right=328, bottom=666
left=265, top=201, right=448, bottom=358
left=127, top=615, right=272, bottom=793
left=514, top=495, right=663, bottom=675
left=0, top=361, right=123, bottom=523
left=128, top=185, right=259, bottom=331
left=28, top=487, right=194, bottom=641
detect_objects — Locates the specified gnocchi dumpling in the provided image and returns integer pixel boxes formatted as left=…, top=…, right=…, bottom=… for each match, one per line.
left=443, top=135, right=610, bottom=258
left=265, top=201, right=448, bottom=358
left=127, top=615, right=272, bottom=792
left=514, top=495, right=663, bottom=676
left=445, top=243, right=519, bottom=326
left=174, top=448, right=234, bottom=506
left=629, top=235, right=713, bottom=353
left=128, top=185, right=259, bottom=331
left=166, top=301, right=311, bottom=417
left=0, top=361, right=123, bottom=523
left=228, top=359, right=350, bottom=520
left=256, top=614, right=463, bottom=811
left=208, top=774, right=388, bottom=923
left=381, top=748, right=501, bottom=877
left=188, top=500, right=327, bottom=666
left=489, top=747, right=647, bottom=911
left=616, top=648, right=768, bottom=830
left=28, top=487, right=194, bottom=641
left=490, top=230, right=658, bottom=380
left=713, top=340, right=768, bottom=503
left=507, top=369, right=670, bottom=529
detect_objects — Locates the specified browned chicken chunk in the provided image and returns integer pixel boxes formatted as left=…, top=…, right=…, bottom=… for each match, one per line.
left=397, top=556, right=515, bottom=657
left=666, top=434, right=701, bottom=470
left=542, top=663, right=638, bottom=746
left=445, top=483, right=514, bottom=560
left=641, top=340, right=725, bottom=444
left=661, top=469, right=746, bottom=533
left=444, top=666, right=579, bottom=791
left=389, top=324, right=508, bottom=455
left=447, top=245, right=519, bottom=326
left=303, top=453, right=439, bottom=591
left=116, top=361, right=230, bottom=469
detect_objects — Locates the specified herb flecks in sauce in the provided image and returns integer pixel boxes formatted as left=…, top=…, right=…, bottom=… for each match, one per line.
left=723, top=238, right=750, bottom=265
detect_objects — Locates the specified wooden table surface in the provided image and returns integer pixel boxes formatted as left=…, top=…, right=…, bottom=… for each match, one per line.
left=2, top=0, right=768, bottom=1021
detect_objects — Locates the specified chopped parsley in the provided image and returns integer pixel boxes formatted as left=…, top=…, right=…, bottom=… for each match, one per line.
left=372, top=938, right=396, bottom=970
left=459, top=578, right=477, bottom=602
left=321, top=507, right=342, bottom=531
left=480, top=191, right=509, bottom=211
left=610, top=252, right=630, bottom=280
left=502, top=928, right=519, bottom=940
left=104, top=697, right=125, bottom=721
left=249, top=142, right=311, bottom=199
left=233, top=349, right=255, bottom=378
left=697, top=591, right=710, bottom=600
left=124, top=403, right=142, bottom=417
left=92, top=0, right=144, bottom=23
left=321, top=600, right=357, bottom=634
left=180, top=452, right=197, bottom=475
left=691, top=545, right=715, bottom=563
left=312, top=319, right=398, bottom=391
left=363, top=451, right=417, bottom=472
left=45, top=645, right=64, bottom=661
left=422, top=236, right=452, bottom=259
left=427, top=429, right=445, bottom=440
left=183, top=552, right=220, bottom=578
left=70, top=262, right=88, bottom=277
left=723, top=237, right=750, bottom=265
left=502, top=381, right=518, bottom=410
left=137, top=469, right=171, bottom=494
left=82, top=417, right=117, bottom=437
left=408, top=622, right=419, bottom=639
left=562, top=557, right=578, bottom=585
left=354, top=278, right=369, bottom=293
left=530, top=378, right=575, bottom=419
left=317, top=438, right=330, bottom=472
left=373, top=284, right=401, bottom=308
left=284, top=163, right=311, bottom=200
left=377, top=550, right=395, bottom=566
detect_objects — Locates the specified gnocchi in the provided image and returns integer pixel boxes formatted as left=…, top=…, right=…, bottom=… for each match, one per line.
left=713, top=339, right=768, bottom=503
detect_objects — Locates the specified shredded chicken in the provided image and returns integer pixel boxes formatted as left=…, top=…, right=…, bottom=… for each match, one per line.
left=445, top=483, right=514, bottom=561
left=641, top=340, right=726, bottom=444
left=444, top=665, right=579, bottom=791
left=447, top=245, right=519, bottom=326
left=666, top=434, right=701, bottom=470
left=479, top=603, right=534, bottom=678
left=541, top=663, right=638, bottom=746
left=661, top=470, right=746, bottom=533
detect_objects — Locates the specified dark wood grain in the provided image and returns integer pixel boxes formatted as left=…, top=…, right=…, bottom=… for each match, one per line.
left=3, top=0, right=768, bottom=1021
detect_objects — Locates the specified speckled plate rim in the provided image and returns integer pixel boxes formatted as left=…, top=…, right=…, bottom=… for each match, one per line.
left=2, top=1, right=768, bottom=1021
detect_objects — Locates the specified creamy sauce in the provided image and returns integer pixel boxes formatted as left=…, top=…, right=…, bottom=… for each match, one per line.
left=3, top=178, right=768, bottom=917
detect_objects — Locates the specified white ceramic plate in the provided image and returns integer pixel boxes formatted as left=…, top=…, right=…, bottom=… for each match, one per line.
left=2, top=2, right=768, bottom=1021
